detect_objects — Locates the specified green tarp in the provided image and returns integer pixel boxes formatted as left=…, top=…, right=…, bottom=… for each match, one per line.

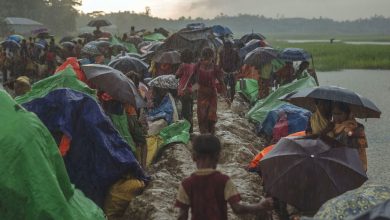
left=246, top=76, right=317, bottom=123
left=143, top=33, right=166, bottom=42
left=109, top=113, right=137, bottom=153
left=15, top=67, right=96, bottom=104
left=235, top=78, right=259, bottom=104
left=110, top=36, right=138, bottom=53
left=159, top=120, right=191, bottom=147
left=0, top=90, right=105, bottom=220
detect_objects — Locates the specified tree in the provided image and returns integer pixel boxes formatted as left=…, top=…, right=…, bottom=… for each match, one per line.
left=145, top=6, right=151, bottom=16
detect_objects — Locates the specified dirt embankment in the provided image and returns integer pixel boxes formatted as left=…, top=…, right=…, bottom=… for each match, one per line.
left=124, top=99, right=266, bottom=220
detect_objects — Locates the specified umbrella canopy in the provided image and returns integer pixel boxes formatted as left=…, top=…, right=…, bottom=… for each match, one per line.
left=260, top=136, right=368, bottom=212
left=279, top=48, right=311, bottom=62
left=81, top=64, right=145, bottom=108
left=31, top=27, right=49, bottom=35
left=281, top=86, right=381, bottom=118
left=60, top=41, right=75, bottom=49
left=148, top=74, right=178, bottom=89
left=7, top=34, right=24, bottom=43
left=81, top=43, right=102, bottom=56
left=240, top=33, right=266, bottom=44
left=311, top=184, right=390, bottom=220
left=36, top=32, right=52, bottom=39
left=352, top=199, right=390, bottom=220
left=1, top=40, right=20, bottom=50
left=153, top=50, right=181, bottom=64
left=244, top=47, right=279, bottom=67
left=86, top=40, right=111, bottom=48
left=87, top=19, right=112, bottom=27
left=78, top=32, right=94, bottom=39
left=140, top=41, right=163, bottom=54
left=212, top=25, right=233, bottom=37
left=60, top=36, right=74, bottom=44
left=108, top=56, right=149, bottom=76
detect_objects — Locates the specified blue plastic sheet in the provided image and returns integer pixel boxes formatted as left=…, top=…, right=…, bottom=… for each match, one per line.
left=259, top=103, right=311, bottom=137
left=22, top=88, right=149, bottom=207
left=148, top=94, right=175, bottom=124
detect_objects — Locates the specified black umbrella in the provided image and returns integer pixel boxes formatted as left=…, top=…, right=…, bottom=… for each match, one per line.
left=281, top=86, right=381, bottom=118
left=108, top=56, right=149, bottom=76
left=59, top=36, right=74, bottom=44
left=87, top=19, right=112, bottom=27
left=260, top=136, right=368, bottom=212
left=278, top=48, right=311, bottom=62
left=78, top=32, right=94, bottom=39
left=240, top=33, right=266, bottom=44
left=1, top=40, right=20, bottom=50
left=81, top=64, right=145, bottom=108
left=353, top=199, right=390, bottom=220
left=153, top=50, right=181, bottom=64
left=244, top=47, right=279, bottom=67
left=60, top=41, right=75, bottom=49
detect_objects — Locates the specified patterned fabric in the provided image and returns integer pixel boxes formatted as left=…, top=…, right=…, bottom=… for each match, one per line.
left=148, top=74, right=178, bottom=89
left=312, top=184, right=390, bottom=220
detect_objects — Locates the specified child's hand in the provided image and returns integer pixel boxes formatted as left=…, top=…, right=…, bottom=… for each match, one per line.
left=258, top=197, right=274, bottom=210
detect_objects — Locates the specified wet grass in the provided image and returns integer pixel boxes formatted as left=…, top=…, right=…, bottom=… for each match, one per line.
left=269, top=41, right=390, bottom=71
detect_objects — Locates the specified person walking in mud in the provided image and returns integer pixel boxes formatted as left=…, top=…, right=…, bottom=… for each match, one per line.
left=176, top=49, right=196, bottom=133
left=175, top=134, right=274, bottom=220
left=194, top=47, right=226, bottom=134
left=218, top=40, right=240, bottom=103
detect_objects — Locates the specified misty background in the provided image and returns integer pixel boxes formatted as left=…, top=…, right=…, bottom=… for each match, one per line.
left=1, top=0, right=390, bottom=37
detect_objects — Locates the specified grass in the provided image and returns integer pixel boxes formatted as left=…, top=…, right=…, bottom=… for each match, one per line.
left=269, top=41, right=390, bottom=71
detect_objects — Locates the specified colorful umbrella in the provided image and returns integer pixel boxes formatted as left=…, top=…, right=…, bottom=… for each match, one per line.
left=148, top=74, right=178, bottom=89
left=311, top=184, right=390, bottom=220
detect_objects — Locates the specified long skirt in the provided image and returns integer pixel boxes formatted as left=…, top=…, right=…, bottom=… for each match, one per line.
left=197, top=86, right=217, bottom=134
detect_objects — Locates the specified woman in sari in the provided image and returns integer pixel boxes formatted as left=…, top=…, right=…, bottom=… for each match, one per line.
left=330, top=102, right=368, bottom=172
left=195, top=47, right=225, bottom=134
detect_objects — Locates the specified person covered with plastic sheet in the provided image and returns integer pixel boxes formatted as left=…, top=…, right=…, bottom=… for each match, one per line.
left=329, top=101, right=368, bottom=172
left=124, top=71, right=148, bottom=169
left=274, top=61, right=294, bottom=87
left=194, top=47, right=225, bottom=134
left=176, top=49, right=196, bottom=133
left=175, top=134, right=274, bottom=220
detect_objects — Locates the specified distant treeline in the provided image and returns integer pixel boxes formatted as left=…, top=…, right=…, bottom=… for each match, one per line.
left=77, top=12, right=390, bottom=37
left=0, top=0, right=80, bottom=35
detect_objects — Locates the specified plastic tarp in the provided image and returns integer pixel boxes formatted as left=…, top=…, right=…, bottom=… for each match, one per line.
left=146, top=120, right=191, bottom=166
left=15, top=66, right=96, bottom=104
left=111, top=36, right=138, bottom=53
left=148, top=93, right=178, bottom=124
left=55, top=57, right=87, bottom=83
left=259, top=103, right=311, bottom=137
left=22, top=89, right=149, bottom=207
left=246, top=76, right=317, bottom=124
left=235, top=78, right=259, bottom=104
left=109, top=113, right=137, bottom=153
left=143, top=33, right=167, bottom=41
left=0, top=90, right=105, bottom=220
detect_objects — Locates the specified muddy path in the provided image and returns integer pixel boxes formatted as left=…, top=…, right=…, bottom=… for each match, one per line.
left=124, top=98, right=266, bottom=220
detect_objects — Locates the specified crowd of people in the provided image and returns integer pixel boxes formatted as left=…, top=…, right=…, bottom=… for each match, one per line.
left=0, top=23, right=374, bottom=220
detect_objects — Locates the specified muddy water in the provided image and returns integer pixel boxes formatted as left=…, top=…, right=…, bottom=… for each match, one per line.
left=124, top=99, right=266, bottom=220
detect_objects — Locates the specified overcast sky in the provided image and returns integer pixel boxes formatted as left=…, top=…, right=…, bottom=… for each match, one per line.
left=79, top=0, right=390, bottom=21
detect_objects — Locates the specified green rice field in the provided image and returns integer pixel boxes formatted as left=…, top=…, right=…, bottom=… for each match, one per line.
left=269, top=40, right=390, bottom=71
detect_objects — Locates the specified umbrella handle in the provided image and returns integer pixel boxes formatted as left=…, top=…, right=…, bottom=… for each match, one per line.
left=311, top=55, right=319, bottom=86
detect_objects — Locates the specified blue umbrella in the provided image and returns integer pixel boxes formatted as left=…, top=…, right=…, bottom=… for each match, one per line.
left=7, top=34, right=24, bottom=43
left=212, top=25, right=233, bottom=37
left=279, top=48, right=311, bottom=62
left=1, top=40, right=20, bottom=50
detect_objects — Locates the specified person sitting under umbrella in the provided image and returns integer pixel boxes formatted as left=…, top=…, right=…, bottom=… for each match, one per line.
left=329, top=102, right=368, bottom=172
left=274, top=61, right=294, bottom=87
left=306, top=99, right=333, bottom=136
